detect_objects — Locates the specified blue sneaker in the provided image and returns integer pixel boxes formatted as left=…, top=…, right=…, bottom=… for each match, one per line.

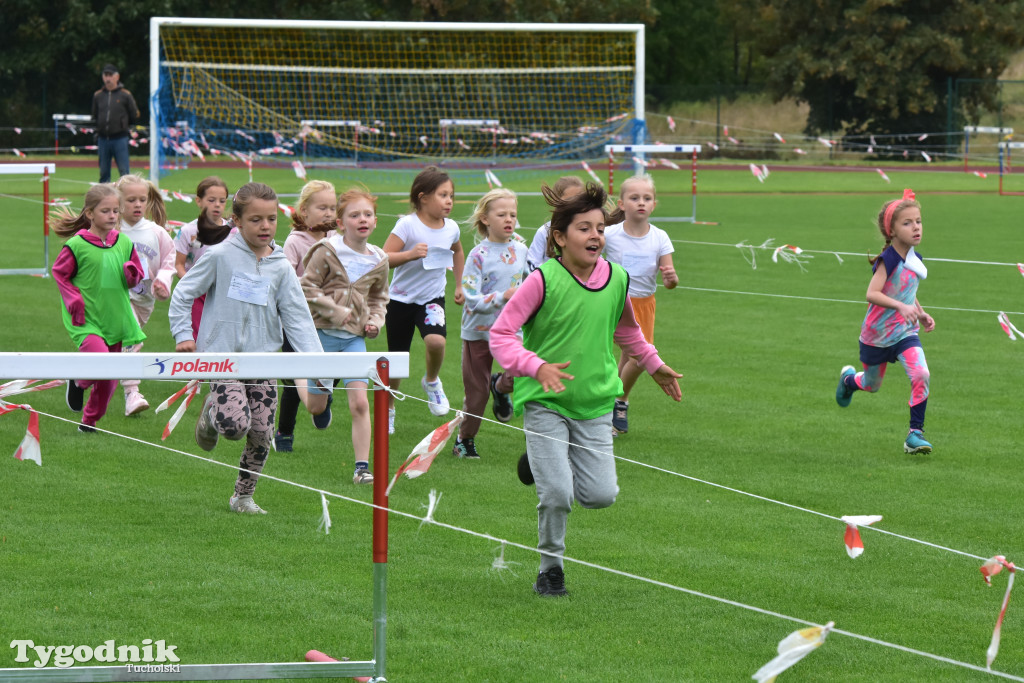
left=312, top=393, right=333, bottom=430
left=904, top=429, right=933, bottom=454
left=835, top=365, right=856, bottom=407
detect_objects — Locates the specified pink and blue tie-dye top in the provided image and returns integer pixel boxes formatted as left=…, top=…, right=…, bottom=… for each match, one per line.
left=859, top=246, right=923, bottom=348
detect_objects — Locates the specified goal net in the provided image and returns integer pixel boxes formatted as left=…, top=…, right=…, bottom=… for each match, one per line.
left=150, top=19, right=645, bottom=185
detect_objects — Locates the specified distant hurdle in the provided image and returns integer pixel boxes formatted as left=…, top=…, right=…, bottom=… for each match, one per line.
left=0, top=163, right=55, bottom=277
left=52, top=114, right=94, bottom=156
left=605, top=144, right=702, bottom=223
left=964, top=126, right=1012, bottom=173
left=998, top=141, right=1024, bottom=196
left=300, top=119, right=362, bottom=165
left=0, top=351, right=409, bottom=683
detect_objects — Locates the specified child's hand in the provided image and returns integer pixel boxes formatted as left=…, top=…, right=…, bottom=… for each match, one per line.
left=920, top=313, right=935, bottom=332
left=503, top=284, right=519, bottom=301
left=897, top=303, right=919, bottom=325
left=537, top=362, right=573, bottom=393
left=652, top=364, right=683, bottom=401
left=454, top=284, right=465, bottom=305
left=176, top=340, right=196, bottom=352
left=67, top=301, right=85, bottom=327
left=364, top=324, right=379, bottom=339
left=153, top=280, right=169, bottom=299
left=408, top=243, right=429, bottom=260
left=659, top=264, right=679, bottom=289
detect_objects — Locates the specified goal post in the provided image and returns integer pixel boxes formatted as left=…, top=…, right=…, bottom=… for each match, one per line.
left=0, top=351, right=407, bottom=683
left=149, top=18, right=645, bottom=186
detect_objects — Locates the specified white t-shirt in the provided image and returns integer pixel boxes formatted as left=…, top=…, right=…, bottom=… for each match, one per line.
left=174, top=217, right=231, bottom=274
left=388, top=214, right=461, bottom=304
left=527, top=222, right=550, bottom=271
left=603, top=222, right=674, bottom=298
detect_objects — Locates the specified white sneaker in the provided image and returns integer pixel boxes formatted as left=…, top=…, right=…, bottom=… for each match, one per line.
left=388, top=407, right=395, bottom=435
left=421, top=376, right=450, bottom=417
left=353, top=467, right=374, bottom=485
left=229, top=494, right=267, bottom=514
left=125, top=391, right=150, bottom=416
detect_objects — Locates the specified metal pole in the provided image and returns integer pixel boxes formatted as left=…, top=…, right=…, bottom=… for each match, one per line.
left=608, top=148, right=614, bottom=195
left=690, top=149, right=697, bottom=221
left=371, top=357, right=390, bottom=682
left=43, top=167, right=50, bottom=277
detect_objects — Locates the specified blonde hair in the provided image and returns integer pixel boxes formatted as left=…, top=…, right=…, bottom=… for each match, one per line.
left=231, top=182, right=277, bottom=221
left=52, top=184, right=122, bottom=238
left=336, top=186, right=378, bottom=219
left=467, top=188, right=517, bottom=238
left=115, top=174, right=167, bottom=227
left=293, top=179, right=336, bottom=232
left=619, top=173, right=657, bottom=199
left=552, top=175, right=585, bottom=198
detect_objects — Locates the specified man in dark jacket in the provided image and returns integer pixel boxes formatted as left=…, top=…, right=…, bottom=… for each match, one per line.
left=92, top=64, right=140, bottom=183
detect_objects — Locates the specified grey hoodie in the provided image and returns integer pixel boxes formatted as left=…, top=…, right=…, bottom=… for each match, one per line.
left=170, top=231, right=322, bottom=354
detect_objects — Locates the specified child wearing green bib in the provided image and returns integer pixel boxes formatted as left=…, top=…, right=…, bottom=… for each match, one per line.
left=52, top=184, right=146, bottom=432
left=490, top=183, right=682, bottom=597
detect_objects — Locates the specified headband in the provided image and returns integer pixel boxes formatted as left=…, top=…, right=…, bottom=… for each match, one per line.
left=883, top=188, right=916, bottom=237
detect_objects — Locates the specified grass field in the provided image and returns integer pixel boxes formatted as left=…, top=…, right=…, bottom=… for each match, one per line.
left=1, top=159, right=1023, bottom=682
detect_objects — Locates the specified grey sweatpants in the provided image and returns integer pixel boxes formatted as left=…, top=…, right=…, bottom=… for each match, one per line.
left=523, top=402, right=619, bottom=572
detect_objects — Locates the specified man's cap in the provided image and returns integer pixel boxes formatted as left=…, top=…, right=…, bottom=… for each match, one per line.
left=102, top=64, right=118, bottom=75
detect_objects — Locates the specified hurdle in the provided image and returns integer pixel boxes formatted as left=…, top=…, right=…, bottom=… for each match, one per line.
left=604, top=144, right=702, bottom=223
left=52, top=114, right=94, bottom=156
left=0, top=163, right=55, bottom=277
left=0, top=351, right=409, bottom=682
left=300, top=120, right=362, bottom=166
left=964, top=126, right=1012, bottom=173
left=998, top=141, right=1024, bottom=196
left=439, top=119, right=500, bottom=162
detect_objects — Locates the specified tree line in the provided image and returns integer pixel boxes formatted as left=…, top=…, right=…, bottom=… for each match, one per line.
left=2, top=0, right=1023, bottom=142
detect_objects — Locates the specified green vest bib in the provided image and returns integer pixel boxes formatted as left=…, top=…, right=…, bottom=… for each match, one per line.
left=513, top=259, right=627, bottom=420
left=61, top=234, right=146, bottom=348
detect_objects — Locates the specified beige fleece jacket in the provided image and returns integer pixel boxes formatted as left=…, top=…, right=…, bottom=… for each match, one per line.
left=300, top=238, right=389, bottom=335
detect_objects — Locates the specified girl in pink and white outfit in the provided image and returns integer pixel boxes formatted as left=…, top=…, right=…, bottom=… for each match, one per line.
left=836, top=189, right=935, bottom=454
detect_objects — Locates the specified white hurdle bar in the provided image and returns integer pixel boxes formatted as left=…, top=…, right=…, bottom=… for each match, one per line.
left=604, top=144, right=702, bottom=222
left=0, top=351, right=408, bottom=683
left=0, top=163, right=56, bottom=277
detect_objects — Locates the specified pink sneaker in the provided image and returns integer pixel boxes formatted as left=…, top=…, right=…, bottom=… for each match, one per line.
left=125, top=391, right=150, bottom=416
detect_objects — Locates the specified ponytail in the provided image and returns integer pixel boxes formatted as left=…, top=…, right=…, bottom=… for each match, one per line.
left=52, top=184, right=121, bottom=239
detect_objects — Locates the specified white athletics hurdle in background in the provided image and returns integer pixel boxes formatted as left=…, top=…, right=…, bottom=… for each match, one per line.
left=300, top=120, right=363, bottom=166
left=604, top=144, right=701, bottom=223
left=0, top=351, right=409, bottom=683
left=0, top=163, right=55, bottom=278
left=963, top=125, right=1013, bottom=173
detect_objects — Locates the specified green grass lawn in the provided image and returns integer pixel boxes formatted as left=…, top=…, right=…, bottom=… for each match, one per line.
left=1, top=160, right=1023, bottom=681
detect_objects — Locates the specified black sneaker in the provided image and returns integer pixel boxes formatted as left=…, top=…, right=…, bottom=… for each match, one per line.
left=517, top=452, right=534, bottom=485
left=66, top=380, right=84, bottom=413
left=534, top=566, right=568, bottom=597
left=311, top=393, right=333, bottom=430
left=274, top=431, right=294, bottom=452
left=78, top=423, right=96, bottom=433
left=453, top=437, right=480, bottom=459
left=490, top=373, right=513, bottom=423
left=612, top=399, right=629, bottom=434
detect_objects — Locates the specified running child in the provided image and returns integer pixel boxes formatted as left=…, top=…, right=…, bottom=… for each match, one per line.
left=300, top=187, right=390, bottom=485
left=602, top=174, right=678, bottom=435
left=836, top=188, right=935, bottom=454
left=52, top=184, right=146, bottom=432
left=454, top=188, right=528, bottom=459
left=490, top=182, right=682, bottom=597
left=173, top=176, right=232, bottom=340
left=383, top=166, right=465, bottom=432
left=275, top=179, right=338, bottom=452
left=526, top=175, right=585, bottom=272
left=114, top=174, right=176, bottom=416
left=169, top=182, right=328, bottom=514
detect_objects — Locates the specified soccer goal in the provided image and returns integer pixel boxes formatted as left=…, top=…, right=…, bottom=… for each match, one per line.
left=0, top=163, right=55, bottom=277
left=605, top=144, right=702, bottom=223
left=149, top=18, right=645, bottom=186
left=0, top=351, right=408, bottom=683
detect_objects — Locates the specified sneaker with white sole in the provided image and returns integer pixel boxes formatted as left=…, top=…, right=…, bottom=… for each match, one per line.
left=66, top=380, right=84, bottom=413
left=388, top=408, right=395, bottom=435
left=452, top=437, right=480, bottom=459
left=194, top=394, right=219, bottom=451
left=612, top=399, right=629, bottom=434
left=421, top=376, right=450, bottom=416
left=835, top=365, right=856, bottom=407
left=490, top=373, right=513, bottom=423
left=125, top=391, right=150, bottom=416
left=229, top=494, right=267, bottom=514
left=353, top=467, right=374, bottom=485
left=904, top=429, right=933, bottom=454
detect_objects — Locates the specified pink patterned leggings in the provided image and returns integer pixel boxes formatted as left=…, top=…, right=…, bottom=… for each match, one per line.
left=208, top=380, right=278, bottom=496
left=854, top=345, right=930, bottom=407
